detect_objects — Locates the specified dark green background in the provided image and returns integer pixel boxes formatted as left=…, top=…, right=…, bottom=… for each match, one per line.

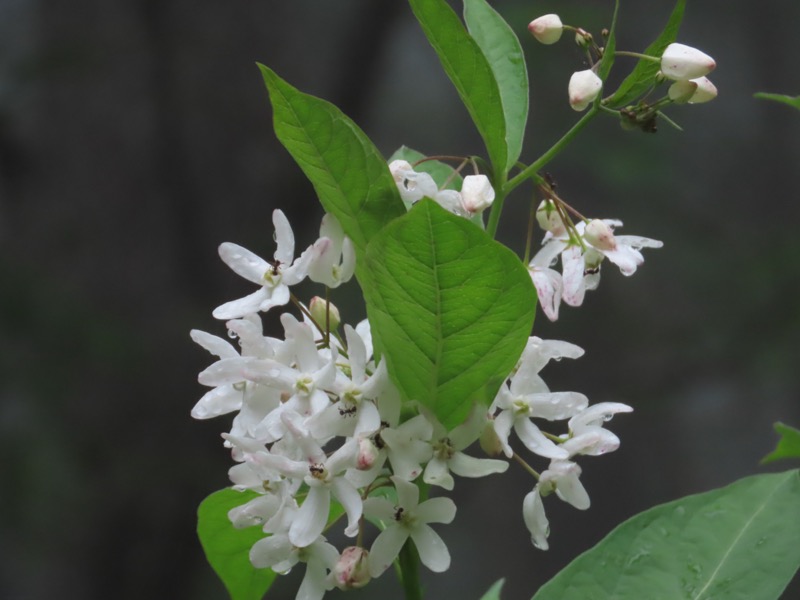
left=1, top=0, right=798, bottom=598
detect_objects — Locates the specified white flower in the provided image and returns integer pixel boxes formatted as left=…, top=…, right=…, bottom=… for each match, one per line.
left=528, top=14, right=563, bottom=45
left=364, top=476, right=456, bottom=577
left=660, top=43, right=715, bottom=81
left=568, top=69, right=602, bottom=111
left=422, top=408, right=509, bottom=491
left=213, top=210, right=313, bottom=319
left=389, top=160, right=439, bottom=205
left=539, top=460, right=590, bottom=510
left=668, top=76, right=718, bottom=104
left=459, top=174, right=495, bottom=215
left=307, top=214, right=355, bottom=288
left=561, top=401, right=633, bottom=456
left=249, top=533, right=339, bottom=600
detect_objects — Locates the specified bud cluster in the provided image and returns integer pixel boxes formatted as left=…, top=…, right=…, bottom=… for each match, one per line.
left=192, top=207, right=631, bottom=599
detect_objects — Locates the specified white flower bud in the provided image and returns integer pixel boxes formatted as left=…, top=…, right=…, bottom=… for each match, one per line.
left=357, top=437, right=380, bottom=470
left=668, top=76, right=718, bottom=104
left=528, top=14, right=563, bottom=45
left=660, top=43, right=716, bottom=81
left=568, top=69, right=602, bottom=112
left=309, top=296, right=340, bottom=330
left=584, top=219, right=617, bottom=251
left=333, top=547, right=371, bottom=590
left=460, top=174, right=495, bottom=215
left=535, top=200, right=566, bottom=236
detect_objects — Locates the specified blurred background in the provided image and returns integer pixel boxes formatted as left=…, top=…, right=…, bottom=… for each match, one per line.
left=1, top=0, right=798, bottom=598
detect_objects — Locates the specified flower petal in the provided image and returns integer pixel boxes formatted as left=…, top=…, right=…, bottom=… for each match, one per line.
left=368, top=526, right=409, bottom=577
left=410, top=524, right=451, bottom=572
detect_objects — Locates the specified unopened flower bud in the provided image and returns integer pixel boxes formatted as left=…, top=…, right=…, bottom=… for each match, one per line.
left=668, top=76, right=717, bottom=104
left=460, top=174, right=495, bottom=215
left=584, top=219, right=617, bottom=251
left=480, top=415, right=504, bottom=457
left=660, top=43, right=716, bottom=81
left=528, top=14, right=563, bottom=45
left=309, top=296, right=340, bottom=331
left=568, top=69, right=602, bottom=112
left=333, top=547, right=371, bottom=590
left=357, top=437, right=380, bottom=470
left=536, top=200, right=566, bottom=236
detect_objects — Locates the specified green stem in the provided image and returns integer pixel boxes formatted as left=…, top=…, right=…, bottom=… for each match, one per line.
left=398, top=539, right=423, bottom=600
left=614, top=50, right=659, bottom=62
left=504, top=106, right=600, bottom=198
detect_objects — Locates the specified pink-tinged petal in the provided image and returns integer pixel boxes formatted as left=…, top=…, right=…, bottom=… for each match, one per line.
left=191, top=386, right=242, bottom=419
left=190, top=329, right=238, bottom=359
left=448, top=452, right=509, bottom=479
left=410, top=524, right=451, bottom=572
left=392, top=476, right=420, bottom=510
left=530, top=267, right=562, bottom=321
left=415, top=497, right=457, bottom=525
left=514, top=419, right=569, bottom=459
left=249, top=533, right=294, bottom=569
left=423, top=458, right=454, bottom=491
left=522, top=488, right=549, bottom=550
left=218, top=242, right=270, bottom=285
left=272, top=209, right=295, bottom=265
left=332, top=477, right=363, bottom=537
left=561, top=247, right=586, bottom=307
left=368, top=526, right=409, bottom=577
left=290, top=486, right=330, bottom=548
left=213, top=288, right=269, bottom=320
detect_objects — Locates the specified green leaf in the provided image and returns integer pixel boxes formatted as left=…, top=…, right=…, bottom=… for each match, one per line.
left=762, top=422, right=800, bottom=464
left=533, top=471, right=800, bottom=600
left=197, top=489, right=276, bottom=600
left=605, top=0, right=687, bottom=109
left=364, top=199, right=535, bottom=429
left=597, top=0, right=620, bottom=83
left=259, top=65, right=405, bottom=257
left=463, top=0, right=528, bottom=173
left=480, top=578, right=506, bottom=600
left=389, top=145, right=463, bottom=191
left=754, top=93, right=800, bottom=112
left=408, top=0, right=508, bottom=178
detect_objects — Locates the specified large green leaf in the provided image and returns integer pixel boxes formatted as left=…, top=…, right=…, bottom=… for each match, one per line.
left=197, top=489, right=276, bottom=600
left=259, top=66, right=404, bottom=257
left=364, top=199, right=535, bottom=429
left=408, top=0, right=508, bottom=178
left=762, top=422, right=800, bottom=464
left=533, top=471, right=800, bottom=600
left=754, top=93, right=800, bottom=112
left=480, top=578, right=506, bottom=600
left=463, top=0, right=528, bottom=173
left=605, top=0, right=687, bottom=109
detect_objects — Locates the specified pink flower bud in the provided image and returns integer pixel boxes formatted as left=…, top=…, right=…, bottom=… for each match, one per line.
left=460, top=174, right=495, bottom=215
left=660, top=43, right=716, bottom=81
left=357, top=437, right=379, bottom=470
left=309, top=296, right=340, bottom=330
left=584, top=219, right=617, bottom=251
left=333, top=547, right=371, bottom=590
left=668, top=76, right=717, bottom=104
left=568, top=69, right=602, bottom=112
left=528, top=14, right=563, bottom=45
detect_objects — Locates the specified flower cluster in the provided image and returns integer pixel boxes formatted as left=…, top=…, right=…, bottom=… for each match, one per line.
left=528, top=200, right=663, bottom=321
left=528, top=13, right=717, bottom=112
left=192, top=209, right=630, bottom=599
